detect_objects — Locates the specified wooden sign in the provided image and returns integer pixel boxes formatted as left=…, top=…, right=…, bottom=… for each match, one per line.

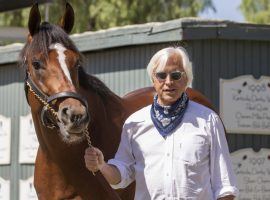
left=0, top=177, right=10, bottom=200
left=19, top=114, right=38, bottom=163
left=220, top=75, right=270, bottom=134
left=0, top=115, right=11, bottom=165
left=231, top=148, right=270, bottom=200
left=19, top=176, right=38, bottom=200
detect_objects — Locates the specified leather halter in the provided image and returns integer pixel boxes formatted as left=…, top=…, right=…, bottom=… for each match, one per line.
left=24, top=72, right=89, bottom=129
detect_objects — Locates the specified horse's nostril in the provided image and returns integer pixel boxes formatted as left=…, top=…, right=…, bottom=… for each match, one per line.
left=62, top=107, right=69, bottom=116
left=71, top=114, right=82, bottom=124
left=60, top=106, right=72, bottom=124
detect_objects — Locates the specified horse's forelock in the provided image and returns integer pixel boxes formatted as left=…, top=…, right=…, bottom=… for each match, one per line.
left=19, top=21, right=116, bottom=104
left=19, top=22, right=82, bottom=68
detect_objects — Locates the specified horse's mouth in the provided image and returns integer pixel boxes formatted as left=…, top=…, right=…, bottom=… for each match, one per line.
left=57, top=122, right=87, bottom=144
left=68, top=124, right=87, bottom=134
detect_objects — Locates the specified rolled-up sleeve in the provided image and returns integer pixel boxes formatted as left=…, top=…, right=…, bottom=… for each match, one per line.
left=108, top=122, right=135, bottom=189
left=209, top=114, right=238, bottom=199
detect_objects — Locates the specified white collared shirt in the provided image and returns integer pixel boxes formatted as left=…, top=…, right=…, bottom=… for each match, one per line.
left=108, top=101, right=238, bottom=200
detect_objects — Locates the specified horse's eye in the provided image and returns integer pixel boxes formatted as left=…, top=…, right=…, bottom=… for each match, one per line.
left=32, top=61, right=42, bottom=70
left=75, top=61, right=82, bottom=69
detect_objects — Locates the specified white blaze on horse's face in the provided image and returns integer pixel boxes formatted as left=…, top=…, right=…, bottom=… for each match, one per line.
left=49, top=43, right=73, bottom=84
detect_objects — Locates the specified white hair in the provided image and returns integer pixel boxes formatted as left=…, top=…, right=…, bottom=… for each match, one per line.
left=146, top=47, right=193, bottom=88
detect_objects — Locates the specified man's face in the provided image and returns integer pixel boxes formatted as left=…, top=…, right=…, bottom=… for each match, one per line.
left=152, top=53, right=187, bottom=106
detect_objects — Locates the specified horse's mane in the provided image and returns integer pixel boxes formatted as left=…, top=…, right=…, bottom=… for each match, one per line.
left=78, top=67, right=119, bottom=102
left=19, top=21, right=118, bottom=103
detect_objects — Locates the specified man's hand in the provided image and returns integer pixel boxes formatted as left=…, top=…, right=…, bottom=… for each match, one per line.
left=84, top=147, right=121, bottom=185
left=84, top=147, right=105, bottom=173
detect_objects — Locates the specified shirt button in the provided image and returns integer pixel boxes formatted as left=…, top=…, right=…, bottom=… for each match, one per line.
left=167, top=153, right=170, bottom=156
left=166, top=173, right=169, bottom=176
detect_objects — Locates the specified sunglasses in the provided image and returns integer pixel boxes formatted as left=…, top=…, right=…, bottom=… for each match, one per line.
left=155, top=71, right=185, bottom=81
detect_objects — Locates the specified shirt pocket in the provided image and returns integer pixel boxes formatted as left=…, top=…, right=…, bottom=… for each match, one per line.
left=178, top=135, right=209, bottom=165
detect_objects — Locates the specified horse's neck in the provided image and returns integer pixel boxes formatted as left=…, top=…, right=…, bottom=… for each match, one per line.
left=122, top=87, right=155, bottom=118
left=81, top=88, right=126, bottom=159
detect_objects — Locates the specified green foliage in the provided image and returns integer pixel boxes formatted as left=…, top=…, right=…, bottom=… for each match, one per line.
left=0, top=0, right=215, bottom=33
left=88, top=0, right=215, bottom=30
left=240, top=0, right=270, bottom=24
left=0, top=8, right=30, bottom=27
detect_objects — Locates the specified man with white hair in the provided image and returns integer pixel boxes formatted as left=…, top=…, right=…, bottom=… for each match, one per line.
left=84, top=47, right=238, bottom=200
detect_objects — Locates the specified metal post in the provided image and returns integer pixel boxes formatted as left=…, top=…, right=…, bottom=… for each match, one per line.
left=45, top=3, right=50, bottom=22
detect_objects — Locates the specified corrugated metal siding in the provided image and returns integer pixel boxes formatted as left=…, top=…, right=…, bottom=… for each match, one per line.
left=189, top=39, right=270, bottom=152
left=0, top=64, right=33, bottom=200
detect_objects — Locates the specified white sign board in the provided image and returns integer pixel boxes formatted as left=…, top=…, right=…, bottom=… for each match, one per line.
left=0, top=177, right=10, bottom=200
left=19, top=176, right=38, bottom=200
left=19, top=114, right=39, bottom=163
left=220, top=75, right=270, bottom=134
left=231, top=148, right=270, bottom=200
left=0, top=115, right=11, bottom=165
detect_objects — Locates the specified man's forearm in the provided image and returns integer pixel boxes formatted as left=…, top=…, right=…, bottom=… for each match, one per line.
left=100, top=163, right=121, bottom=185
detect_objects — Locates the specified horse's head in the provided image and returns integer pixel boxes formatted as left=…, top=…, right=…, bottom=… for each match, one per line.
left=21, top=3, right=90, bottom=144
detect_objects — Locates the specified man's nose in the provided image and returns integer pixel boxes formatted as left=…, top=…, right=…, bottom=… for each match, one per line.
left=164, top=75, right=173, bottom=84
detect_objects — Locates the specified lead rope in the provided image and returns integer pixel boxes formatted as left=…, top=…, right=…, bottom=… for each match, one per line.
left=83, top=128, right=96, bottom=175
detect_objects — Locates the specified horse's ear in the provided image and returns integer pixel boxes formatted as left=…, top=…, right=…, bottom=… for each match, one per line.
left=59, top=2, right=74, bottom=34
left=28, top=3, right=41, bottom=36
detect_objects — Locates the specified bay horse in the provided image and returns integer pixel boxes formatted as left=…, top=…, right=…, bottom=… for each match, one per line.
left=20, top=3, right=214, bottom=200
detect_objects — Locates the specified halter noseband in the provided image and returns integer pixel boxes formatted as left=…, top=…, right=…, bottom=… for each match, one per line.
left=24, top=72, right=89, bottom=129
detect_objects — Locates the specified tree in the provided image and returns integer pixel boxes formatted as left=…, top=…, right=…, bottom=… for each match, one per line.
left=0, top=0, right=215, bottom=33
left=87, top=0, right=215, bottom=30
left=240, top=0, right=270, bottom=24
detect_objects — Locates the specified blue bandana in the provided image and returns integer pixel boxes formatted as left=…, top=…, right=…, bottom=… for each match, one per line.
left=150, top=92, right=189, bottom=137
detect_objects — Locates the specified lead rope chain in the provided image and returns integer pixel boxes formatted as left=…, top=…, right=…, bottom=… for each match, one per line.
left=84, top=128, right=96, bottom=175
left=27, top=81, right=96, bottom=175
left=26, top=82, right=58, bottom=123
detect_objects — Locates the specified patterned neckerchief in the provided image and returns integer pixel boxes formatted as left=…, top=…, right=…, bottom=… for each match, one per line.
left=150, top=92, right=189, bottom=138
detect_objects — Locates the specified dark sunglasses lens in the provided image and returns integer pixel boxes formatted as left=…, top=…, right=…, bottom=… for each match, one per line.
left=171, top=72, right=182, bottom=80
left=156, top=72, right=167, bottom=80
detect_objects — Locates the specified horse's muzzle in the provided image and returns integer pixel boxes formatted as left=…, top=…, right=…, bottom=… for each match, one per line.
left=59, top=103, right=90, bottom=134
